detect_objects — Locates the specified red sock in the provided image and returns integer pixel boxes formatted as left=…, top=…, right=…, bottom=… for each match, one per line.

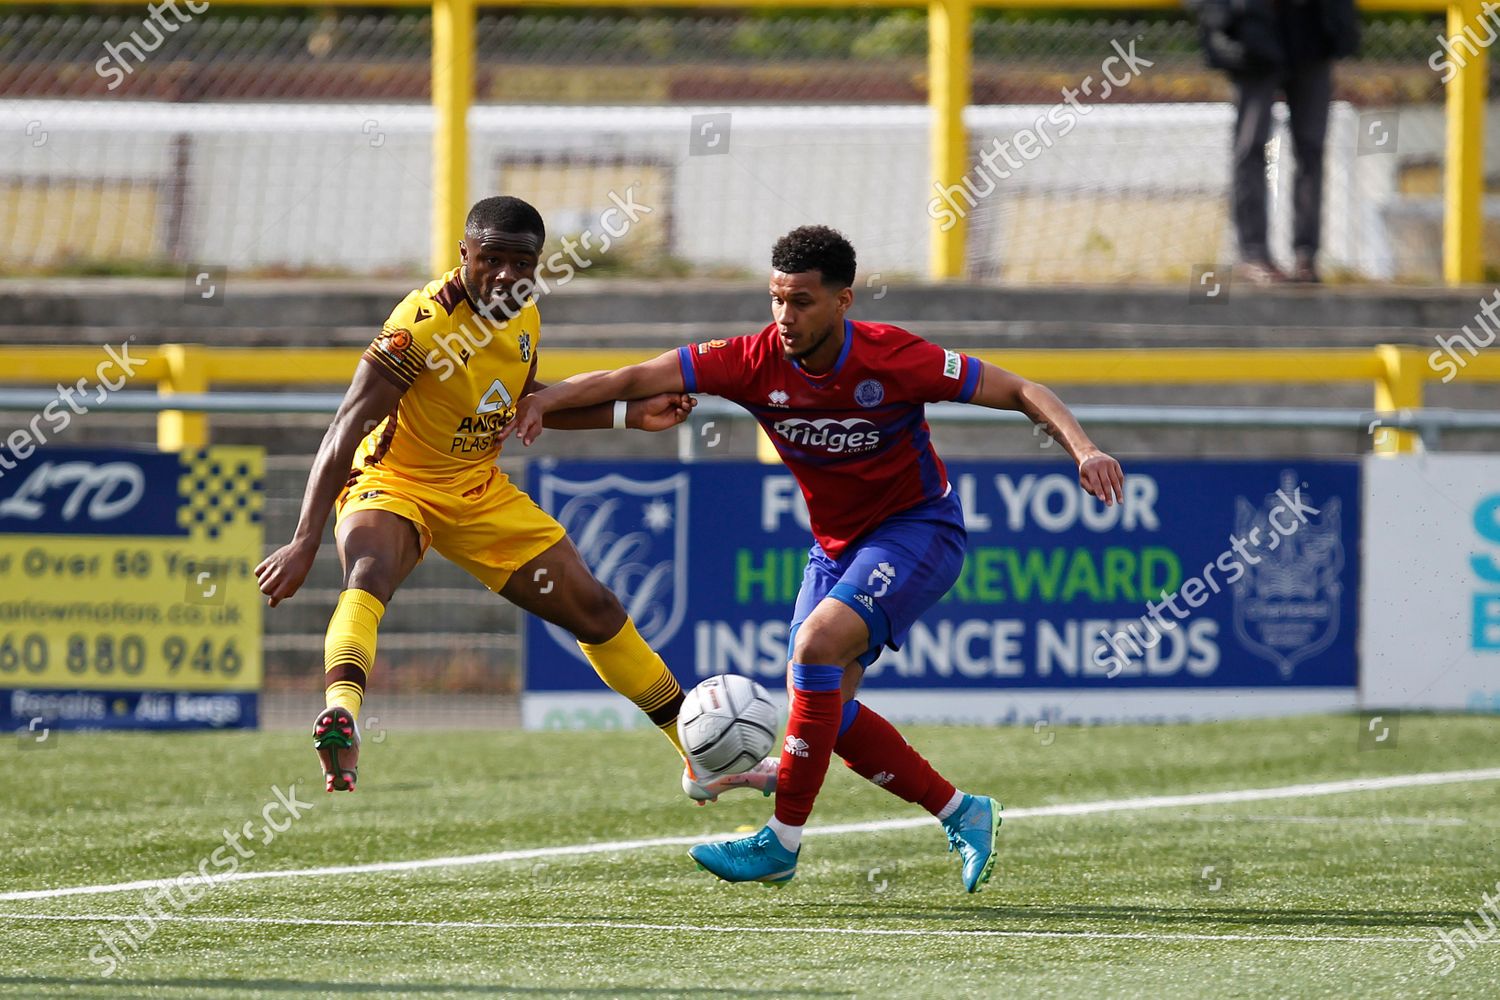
left=834, top=702, right=957, bottom=816
left=774, top=666, right=844, bottom=827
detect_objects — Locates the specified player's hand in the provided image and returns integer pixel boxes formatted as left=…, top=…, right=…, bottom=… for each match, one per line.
left=1078, top=450, right=1125, bottom=506
left=254, top=539, right=318, bottom=608
left=628, top=393, right=696, bottom=432
left=505, top=395, right=546, bottom=446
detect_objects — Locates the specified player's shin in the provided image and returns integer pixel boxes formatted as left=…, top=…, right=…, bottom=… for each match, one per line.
left=771, top=662, right=845, bottom=850
left=577, top=617, right=687, bottom=759
left=834, top=700, right=962, bottom=818
left=323, top=589, right=385, bottom=719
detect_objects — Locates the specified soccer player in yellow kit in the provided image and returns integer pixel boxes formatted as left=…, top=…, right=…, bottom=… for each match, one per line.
left=254, top=196, right=733, bottom=795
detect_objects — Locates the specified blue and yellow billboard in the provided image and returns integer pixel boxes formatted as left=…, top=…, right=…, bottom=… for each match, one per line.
left=0, top=445, right=263, bottom=730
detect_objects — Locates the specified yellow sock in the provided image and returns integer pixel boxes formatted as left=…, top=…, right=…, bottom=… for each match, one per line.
left=323, top=589, right=385, bottom=722
left=578, top=617, right=687, bottom=759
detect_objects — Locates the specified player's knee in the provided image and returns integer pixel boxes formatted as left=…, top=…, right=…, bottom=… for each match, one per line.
left=343, top=556, right=398, bottom=604
left=791, top=628, right=859, bottom=670
left=571, top=581, right=625, bottom=645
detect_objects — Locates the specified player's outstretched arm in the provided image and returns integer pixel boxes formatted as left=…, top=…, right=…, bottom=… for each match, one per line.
left=968, top=360, right=1125, bottom=506
left=515, top=357, right=695, bottom=433
left=503, top=349, right=688, bottom=446
left=254, top=361, right=404, bottom=607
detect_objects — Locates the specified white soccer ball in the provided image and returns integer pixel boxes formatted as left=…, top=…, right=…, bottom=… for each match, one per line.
left=678, top=674, right=780, bottom=776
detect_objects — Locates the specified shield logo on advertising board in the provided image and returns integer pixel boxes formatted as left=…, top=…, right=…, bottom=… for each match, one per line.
left=1231, top=471, right=1345, bottom=678
left=537, top=471, right=689, bottom=663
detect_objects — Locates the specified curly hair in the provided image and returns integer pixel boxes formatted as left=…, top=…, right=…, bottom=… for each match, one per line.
left=770, top=225, right=856, bottom=289
left=465, top=195, right=545, bottom=244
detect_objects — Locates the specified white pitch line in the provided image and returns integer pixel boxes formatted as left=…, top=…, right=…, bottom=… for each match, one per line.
left=0, top=911, right=1479, bottom=948
left=4, top=766, right=1499, bottom=903
left=1190, top=815, right=1469, bottom=827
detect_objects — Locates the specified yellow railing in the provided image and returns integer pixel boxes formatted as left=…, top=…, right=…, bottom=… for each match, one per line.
left=9, top=344, right=1500, bottom=454
left=3, top=0, right=1482, bottom=284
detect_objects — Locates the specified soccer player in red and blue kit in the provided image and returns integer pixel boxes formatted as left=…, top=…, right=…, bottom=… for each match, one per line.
left=506, top=226, right=1124, bottom=891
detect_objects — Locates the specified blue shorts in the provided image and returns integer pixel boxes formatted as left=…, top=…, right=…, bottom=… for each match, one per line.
left=788, top=489, right=967, bottom=668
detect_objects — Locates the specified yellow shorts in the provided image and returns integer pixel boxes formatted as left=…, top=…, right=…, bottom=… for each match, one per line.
left=335, top=463, right=565, bottom=591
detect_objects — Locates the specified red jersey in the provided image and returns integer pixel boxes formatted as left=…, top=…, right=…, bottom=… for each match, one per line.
left=677, top=320, right=982, bottom=558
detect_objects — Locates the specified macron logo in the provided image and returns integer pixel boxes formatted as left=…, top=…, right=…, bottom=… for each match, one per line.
left=783, top=735, right=811, bottom=758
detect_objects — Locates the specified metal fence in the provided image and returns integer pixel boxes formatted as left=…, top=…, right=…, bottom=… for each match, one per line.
left=0, top=11, right=1484, bottom=284
left=0, top=13, right=1453, bottom=102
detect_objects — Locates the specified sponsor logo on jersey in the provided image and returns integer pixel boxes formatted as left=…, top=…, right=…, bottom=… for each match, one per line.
left=768, top=389, right=790, bottom=407
left=696, top=339, right=729, bottom=355
left=942, top=349, right=962, bottom=379
left=872, top=770, right=895, bottom=786
left=358, top=490, right=382, bottom=501
left=475, top=379, right=514, bottom=415
left=518, top=331, right=532, bottom=363
left=455, top=414, right=511, bottom=434
left=853, top=592, right=876, bottom=612
left=447, top=380, right=519, bottom=453
left=854, top=378, right=885, bottom=408
left=771, top=416, right=880, bottom=455
left=784, top=735, right=811, bottom=758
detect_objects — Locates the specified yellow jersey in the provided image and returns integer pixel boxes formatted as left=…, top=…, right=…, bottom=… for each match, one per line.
left=354, top=268, right=540, bottom=491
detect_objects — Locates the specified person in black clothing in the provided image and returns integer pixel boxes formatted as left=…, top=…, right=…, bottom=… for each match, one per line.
left=1196, top=0, right=1360, bottom=283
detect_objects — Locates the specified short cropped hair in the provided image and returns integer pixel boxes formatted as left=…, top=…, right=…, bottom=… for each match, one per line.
left=465, top=195, right=545, bottom=243
left=770, top=225, right=856, bottom=289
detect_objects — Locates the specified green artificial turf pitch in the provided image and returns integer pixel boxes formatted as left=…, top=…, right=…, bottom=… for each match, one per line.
left=2, top=713, right=1499, bottom=998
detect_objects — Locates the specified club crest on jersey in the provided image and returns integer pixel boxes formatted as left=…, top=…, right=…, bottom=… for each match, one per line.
left=537, top=472, right=689, bottom=663
left=517, top=331, right=532, bottom=363
left=854, top=379, right=885, bottom=408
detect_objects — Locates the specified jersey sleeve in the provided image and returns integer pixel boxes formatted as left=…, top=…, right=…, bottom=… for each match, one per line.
left=894, top=335, right=983, bottom=404
left=362, top=290, right=442, bottom=390
left=674, top=336, right=758, bottom=402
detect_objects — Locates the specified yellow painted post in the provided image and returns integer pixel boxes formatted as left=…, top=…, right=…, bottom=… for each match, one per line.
left=431, top=0, right=475, bottom=276
left=756, top=426, right=780, bottom=463
left=1373, top=344, right=1425, bottom=454
left=1444, top=0, right=1487, bottom=285
left=928, top=0, right=971, bottom=280
left=158, top=344, right=208, bottom=451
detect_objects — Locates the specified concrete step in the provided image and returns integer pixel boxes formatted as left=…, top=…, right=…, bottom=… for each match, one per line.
left=2, top=320, right=1464, bottom=351
left=1, top=277, right=1493, bottom=332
